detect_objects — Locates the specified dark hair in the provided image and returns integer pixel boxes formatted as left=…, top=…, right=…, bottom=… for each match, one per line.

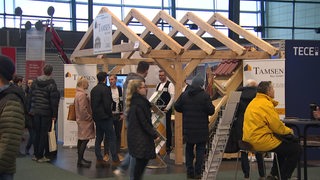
left=108, top=74, right=117, bottom=80
left=43, top=64, right=53, bottom=76
left=12, top=75, right=23, bottom=84
left=97, top=71, right=107, bottom=83
left=257, top=81, right=272, bottom=94
left=137, top=61, right=149, bottom=74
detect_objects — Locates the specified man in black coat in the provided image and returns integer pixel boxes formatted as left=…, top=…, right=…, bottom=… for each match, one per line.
left=91, top=72, right=120, bottom=168
left=30, top=64, right=60, bottom=162
left=174, top=74, right=215, bottom=179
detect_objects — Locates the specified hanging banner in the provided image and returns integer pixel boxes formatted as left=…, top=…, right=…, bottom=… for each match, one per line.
left=243, top=59, right=285, bottom=119
left=93, top=12, right=112, bottom=54
left=285, top=40, right=320, bottom=119
left=26, top=28, right=46, bottom=80
left=26, top=28, right=45, bottom=61
left=63, top=64, right=97, bottom=147
left=25, top=60, right=45, bottom=81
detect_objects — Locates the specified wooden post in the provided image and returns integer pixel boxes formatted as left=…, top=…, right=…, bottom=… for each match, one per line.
left=174, top=56, right=184, bottom=164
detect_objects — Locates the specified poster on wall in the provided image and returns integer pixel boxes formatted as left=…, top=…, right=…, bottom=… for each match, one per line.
left=93, top=12, right=112, bottom=54
left=243, top=59, right=285, bottom=119
left=285, top=40, right=320, bottom=119
left=63, top=64, right=97, bottom=147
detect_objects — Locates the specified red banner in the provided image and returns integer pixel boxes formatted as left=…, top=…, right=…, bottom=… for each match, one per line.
left=25, top=60, right=45, bottom=80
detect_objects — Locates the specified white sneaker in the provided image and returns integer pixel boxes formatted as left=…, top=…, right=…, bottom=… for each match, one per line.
left=37, top=157, right=50, bottom=163
left=113, top=169, right=125, bottom=180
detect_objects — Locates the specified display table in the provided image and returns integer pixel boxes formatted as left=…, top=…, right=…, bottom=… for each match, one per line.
left=282, top=118, right=320, bottom=180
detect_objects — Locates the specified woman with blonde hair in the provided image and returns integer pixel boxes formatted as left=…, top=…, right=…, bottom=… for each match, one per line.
left=126, top=79, right=159, bottom=179
left=74, top=77, right=95, bottom=168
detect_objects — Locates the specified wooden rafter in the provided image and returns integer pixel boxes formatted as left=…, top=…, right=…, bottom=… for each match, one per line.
left=130, top=9, right=184, bottom=55
left=70, top=7, right=151, bottom=62
left=157, top=10, right=215, bottom=55
left=185, top=12, right=246, bottom=55
left=213, top=13, right=279, bottom=56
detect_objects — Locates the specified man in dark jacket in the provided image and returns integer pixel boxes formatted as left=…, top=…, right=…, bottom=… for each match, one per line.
left=30, top=64, right=60, bottom=162
left=0, top=55, right=25, bottom=179
left=91, top=72, right=120, bottom=168
left=174, top=74, right=215, bottom=179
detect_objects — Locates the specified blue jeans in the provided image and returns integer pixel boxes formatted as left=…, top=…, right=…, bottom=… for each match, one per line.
left=118, top=153, right=136, bottom=179
left=33, top=115, right=51, bottom=159
left=95, top=119, right=119, bottom=161
left=0, top=173, right=13, bottom=180
left=185, top=142, right=206, bottom=176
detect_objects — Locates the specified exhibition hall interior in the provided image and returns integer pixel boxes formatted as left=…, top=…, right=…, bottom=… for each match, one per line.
left=1, top=0, right=320, bottom=180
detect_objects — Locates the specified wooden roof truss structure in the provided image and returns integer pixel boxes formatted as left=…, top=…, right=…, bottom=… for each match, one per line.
left=70, top=7, right=279, bottom=164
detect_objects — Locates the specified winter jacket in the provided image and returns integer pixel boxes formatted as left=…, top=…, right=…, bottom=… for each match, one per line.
left=30, top=75, right=60, bottom=118
left=174, top=86, right=215, bottom=143
left=0, top=85, right=25, bottom=174
left=75, top=88, right=95, bottom=140
left=234, top=86, right=257, bottom=141
left=90, top=82, right=113, bottom=121
left=243, top=93, right=293, bottom=151
left=127, top=93, right=158, bottom=159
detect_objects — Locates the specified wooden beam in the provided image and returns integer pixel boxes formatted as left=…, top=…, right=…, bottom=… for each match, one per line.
left=70, top=23, right=93, bottom=61
left=183, top=59, right=201, bottom=78
left=109, top=65, right=125, bottom=74
left=184, top=15, right=216, bottom=50
left=153, top=59, right=177, bottom=84
left=213, top=13, right=279, bottom=56
left=155, top=12, right=189, bottom=50
left=186, top=12, right=245, bottom=55
left=173, top=57, right=184, bottom=165
left=141, top=50, right=270, bottom=60
left=159, top=10, right=215, bottom=55
left=72, top=57, right=155, bottom=65
left=112, top=11, right=133, bottom=43
left=130, top=9, right=184, bottom=55
left=102, top=7, right=152, bottom=54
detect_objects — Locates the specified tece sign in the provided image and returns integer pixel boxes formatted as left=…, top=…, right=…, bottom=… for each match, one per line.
left=292, top=46, right=319, bottom=56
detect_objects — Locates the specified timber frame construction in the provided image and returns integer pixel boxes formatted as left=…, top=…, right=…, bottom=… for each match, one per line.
left=70, top=7, right=280, bottom=165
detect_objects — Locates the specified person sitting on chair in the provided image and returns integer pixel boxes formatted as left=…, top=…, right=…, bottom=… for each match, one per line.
left=243, top=81, right=300, bottom=180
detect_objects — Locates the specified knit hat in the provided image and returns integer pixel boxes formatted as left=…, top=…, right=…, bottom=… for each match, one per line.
left=191, top=73, right=204, bottom=87
left=0, top=55, right=15, bottom=81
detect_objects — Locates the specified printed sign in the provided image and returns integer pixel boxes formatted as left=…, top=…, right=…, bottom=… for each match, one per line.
left=243, top=59, right=285, bottom=119
left=285, top=40, right=320, bottom=119
left=93, top=13, right=112, bottom=54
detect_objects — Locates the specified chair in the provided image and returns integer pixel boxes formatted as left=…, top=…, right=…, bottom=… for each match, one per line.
left=234, top=140, right=281, bottom=180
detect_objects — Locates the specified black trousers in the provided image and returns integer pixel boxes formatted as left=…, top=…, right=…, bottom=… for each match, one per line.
left=77, top=139, right=89, bottom=161
left=165, top=109, right=172, bottom=148
left=241, top=151, right=265, bottom=178
left=134, top=158, right=149, bottom=180
left=104, top=114, right=123, bottom=154
left=270, top=140, right=301, bottom=180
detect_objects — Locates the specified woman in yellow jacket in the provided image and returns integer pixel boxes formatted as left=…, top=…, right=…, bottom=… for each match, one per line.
left=243, top=81, right=300, bottom=180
